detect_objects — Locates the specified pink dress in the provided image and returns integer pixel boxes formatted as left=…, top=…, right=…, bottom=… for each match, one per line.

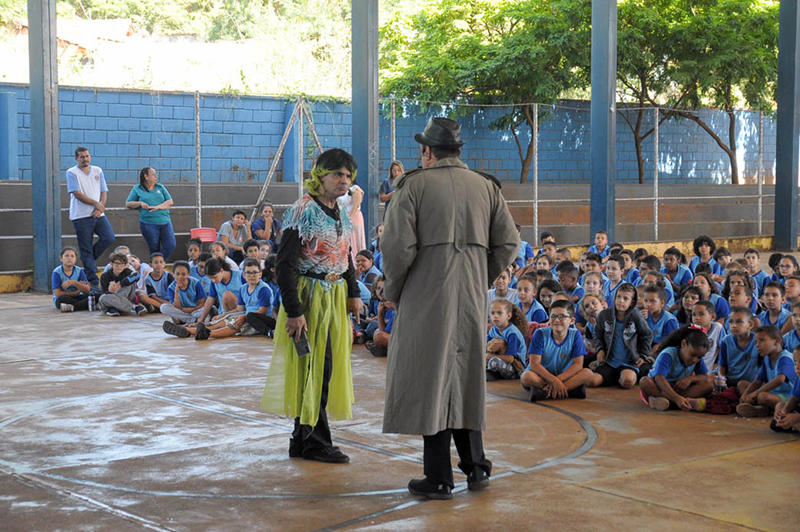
left=338, top=185, right=366, bottom=265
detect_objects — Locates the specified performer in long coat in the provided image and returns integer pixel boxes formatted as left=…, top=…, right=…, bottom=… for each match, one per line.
left=381, top=117, right=519, bottom=499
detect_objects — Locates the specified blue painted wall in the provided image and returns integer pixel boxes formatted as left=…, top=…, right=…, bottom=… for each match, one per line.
left=0, top=82, right=777, bottom=184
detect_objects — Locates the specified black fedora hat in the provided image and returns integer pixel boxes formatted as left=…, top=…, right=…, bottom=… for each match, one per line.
left=414, top=117, right=466, bottom=148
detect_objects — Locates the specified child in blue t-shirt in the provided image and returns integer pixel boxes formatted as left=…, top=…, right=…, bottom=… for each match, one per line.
left=737, top=325, right=799, bottom=418
left=516, top=275, right=547, bottom=324
left=52, top=246, right=91, bottom=312
left=693, top=272, right=729, bottom=324
left=782, top=303, right=800, bottom=353
left=689, top=235, right=721, bottom=275
left=160, top=261, right=207, bottom=324
left=661, top=247, right=693, bottom=293
left=744, top=248, right=770, bottom=296
left=640, top=325, right=713, bottom=411
left=367, top=299, right=395, bottom=358
left=587, top=230, right=610, bottom=259
left=487, top=269, right=519, bottom=319
left=644, top=285, right=679, bottom=355
left=521, top=300, right=594, bottom=401
left=191, top=252, right=213, bottom=298
left=486, top=299, right=529, bottom=380
left=558, top=265, right=584, bottom=305
left=759, top=282, right=790, bottom=331
left=138, top=252, right=174, bottom=313
left=718, top=307, right=758, bottom=386
left=771, top=346, right=800, bottom=432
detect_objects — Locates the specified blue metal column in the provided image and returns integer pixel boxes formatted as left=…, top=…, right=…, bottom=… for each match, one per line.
left=774, top=0, right=800, bottom=251
left=351, top=0, right=380, bottom=235
left=28, top=0, right=61, bottom=291
left=590, top=0, right=617, bottom=243
left=0, top=92, right=19, bottom=180
left=282, top=101, right=302, bottom=183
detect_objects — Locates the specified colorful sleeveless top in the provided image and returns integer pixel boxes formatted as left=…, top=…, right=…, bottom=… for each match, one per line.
left=283, top=194, right=353, bottom=276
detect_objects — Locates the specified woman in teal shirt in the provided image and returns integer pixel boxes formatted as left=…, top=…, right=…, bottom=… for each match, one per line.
left=125, top=167, right=176, bottom=259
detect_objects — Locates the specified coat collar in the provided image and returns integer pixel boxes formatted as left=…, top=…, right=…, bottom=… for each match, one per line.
left=394, top=157, right=469, bottom=189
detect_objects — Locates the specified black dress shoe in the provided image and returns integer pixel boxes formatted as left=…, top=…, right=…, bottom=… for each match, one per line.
left=466, top=468, right=490, bottom=491
left=568, top=384, right=587, bottom=399
left=407, top=477, right=452, bottom=500
left=529, top=386, right=548, bottom=402
left=302, top=446, right=350, bottom=464
left=288, top=438, right=303, bottom=458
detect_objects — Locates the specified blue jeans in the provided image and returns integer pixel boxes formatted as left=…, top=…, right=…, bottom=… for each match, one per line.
left=140, top=220, right=176, bottom=260
left=72, top=215, right=116, bottom=282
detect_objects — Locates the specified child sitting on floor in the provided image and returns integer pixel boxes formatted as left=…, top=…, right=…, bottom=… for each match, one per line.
left=771, top=346, right=800, bottom=433
left=579, top=293, right=607, bottom=366
left=486, top=298, right=529, bottom=381
left=783, top=303, right=800, bottom=353
left=238, top=239, right=261, bottom=270
left=588, top=283, right=653, bottom=389
left=620, top=249, right=640, bottom=284
left=604, top=255, right=625, bottom=306
left=488, top=269, right=519, bottom=319
left=52, top=246, right=91, bottom=312
left=690, top=235, right=721, bottom=274
left=644, top=285, right=680, bottom=355
left=558, top=264, right=584, bottom=305
left=367, top=297, right=395, bottom=358
left=211, top=241, right=240, bottom=270
left=693, top=272, right=730, bottom=324
left=737, top=325, right=799, bottom=418
left=163, top=258, right=272, bottom=340
left=640, top=325, right=712, bottom=412
left=692, top=300, right=724, bottom=373
left=587, top=230, right=610, bottom=259
left=661, top=247, right=693, bottom=292
left=675, top=285, right=703, bottom=326
left=783, top=276, right=800, bottom=316
left=196, top=257, right=245, bottom=323
left=191, top=252, right=213, bottom=297
left=536, top=279, right=562, bottom=314
left=718, top=306, right=758, bottom=387
left=516, top=275, right=548, bottom=324
left=138, top=252, right=174, bottom=313
left=744, top=248, right=770, bottom=296
left=759, top=282, right=790, bottom=330
left=98, top=252, right=145, bottom=316
left=521, top=300, right=594, bottom=401
left=187, top=238, right=202, bottom=268
left=160, top=260, right=207, bottom=324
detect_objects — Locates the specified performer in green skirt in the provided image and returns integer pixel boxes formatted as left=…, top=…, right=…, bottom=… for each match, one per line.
left=261, top=148, right=363, bottom=463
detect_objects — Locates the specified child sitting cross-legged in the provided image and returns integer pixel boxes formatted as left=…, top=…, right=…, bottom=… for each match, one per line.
left=52, top=246, right=91, bottom=312
left=736, top=325, right=799, bottom=418
left=579, top=293, right=607, bottom=366
left=367, top=297, right=394, bottom=358
left=516, top=274, right=548, bottom=324
left=191, top=252, right=213, bottom=297
left=159, top=260, right=207, bottom=324
left=771, top=346, right=800, bottom=433
left=691, top=300, right=724, bottom=373
left=521, top=300, right=594, bottom=401
left=718, top=306, right=759, bottom=387
left=138, top=252, right=174, bottom=313
left=758, top=281, right=790, bottom=331
left=640, top=325, right=713, bottom=412
left=643, top=285, right=680, bottom=355
left=783, top=303, right=800, bottom=353
left=488, top=269, right=519, bottom=320
left=98, top=252, right=145, bottom=316
left=588, top=283, right=653, bottom=389
left=163, top=258, right=273, bottom=340
left=486, top=298, right=529, bottom=381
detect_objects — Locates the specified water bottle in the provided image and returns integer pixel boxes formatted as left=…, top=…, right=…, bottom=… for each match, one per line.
left=88, top=294, right=95, bottom=311
left=713, top=374, right=727, bottom=394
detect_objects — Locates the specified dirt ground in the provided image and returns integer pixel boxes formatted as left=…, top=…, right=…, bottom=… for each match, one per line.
left=1, top=292, right=797, bottom=532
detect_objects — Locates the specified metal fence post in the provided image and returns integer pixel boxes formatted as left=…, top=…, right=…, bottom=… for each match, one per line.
left=654, top=107, right=659, bottom=242
left=195, top=91, right=202, bottom=227
left=298, top=97, right=305, bottom=201
left=391, top=96, right=396, bottom=162
left=533, top=103, right=539, bottom=244
left=758, top=110, right=763, bottom=236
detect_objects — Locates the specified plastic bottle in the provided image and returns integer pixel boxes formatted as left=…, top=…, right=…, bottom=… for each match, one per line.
left=713, top=374, right=727, bottom=394
left=88, top=294, right=95, bottom=311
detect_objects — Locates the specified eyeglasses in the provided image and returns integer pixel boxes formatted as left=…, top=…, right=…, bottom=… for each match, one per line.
left=243, top=270, right=261, bottom=276
left=550, top=314, right=572, bottom=321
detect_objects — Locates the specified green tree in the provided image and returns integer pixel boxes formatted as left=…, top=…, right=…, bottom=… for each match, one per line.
left=380, top=0, right=591, bottom=183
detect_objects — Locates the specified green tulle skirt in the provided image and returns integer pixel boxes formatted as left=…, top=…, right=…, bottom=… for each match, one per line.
left=260, top=276, right=354, bottom=425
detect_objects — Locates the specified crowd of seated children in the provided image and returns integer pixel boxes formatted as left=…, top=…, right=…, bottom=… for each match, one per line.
left=522, top=300, right=594, bottom=401
left=736, top=325, right=799, bottom=418
left=486, top=298, right=529, bottom=381
left=640, top=325, right=713, bottom=412
left=98, top=252, right=145, bottom=316
left=52, top=246, right=91, bottom=312
left=163, top=258, right=273, bottom=340
left=771, top=346, right=800, bottom=432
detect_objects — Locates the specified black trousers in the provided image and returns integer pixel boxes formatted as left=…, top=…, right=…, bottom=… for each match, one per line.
left=245, top=312, right=276, bottom=335
left=55, top=293, right=89, bottom=311
left=423, top=429, right=492, bottom=488
left=290, top=337, right=333, bottom=456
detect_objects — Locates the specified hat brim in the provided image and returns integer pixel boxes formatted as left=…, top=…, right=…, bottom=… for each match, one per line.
left=414, top=132, right=465, bottom=148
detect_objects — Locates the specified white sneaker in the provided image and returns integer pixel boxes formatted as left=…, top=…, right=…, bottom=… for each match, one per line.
left=60, top=303, right=75, bottom=313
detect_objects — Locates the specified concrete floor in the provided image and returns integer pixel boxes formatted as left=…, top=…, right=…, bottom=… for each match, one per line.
left=1, top=293, right=797, bottom=532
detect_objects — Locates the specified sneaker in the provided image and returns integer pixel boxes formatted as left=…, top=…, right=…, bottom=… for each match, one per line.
left=736, top=403, right=769, bottom=418
left=648, top=396, right=671, bottom=411
left=466, top=468, right=490, bottom=492
left=407, top=477, right=452, bottom=500
left=568, top=385, right=587, bottom=399
left=134, top=305, right=147, bottom=316
left=105, top=308, right=121, bottom=317
left=194, top=322, right=211, bottom=341
left=302, top=446, right=350, bottom=464
left=60, top=303, right=75, bottom=313
left=486, top=370, right=501, bottom=382
left=163, top=320, right=189, bottom=338
left=687, top=397, right=706, bottom=412
left=354, top=331, right=367, bottom=344
left=529, top=387, right=548, bottom=403
left=366, top=342, right=387, bottom=357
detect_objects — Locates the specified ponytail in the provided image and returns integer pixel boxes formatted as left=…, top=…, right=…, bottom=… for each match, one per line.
left=491, top=298, right=529, bottom=338
left=659, top=325, right=710, bottom=352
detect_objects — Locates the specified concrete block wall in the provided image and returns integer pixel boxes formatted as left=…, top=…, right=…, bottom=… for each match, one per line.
left=1, top=82, right=777, bottom=185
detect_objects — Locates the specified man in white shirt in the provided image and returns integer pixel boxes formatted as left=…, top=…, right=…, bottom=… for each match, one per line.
left=66, top=146, right=116, bottom=288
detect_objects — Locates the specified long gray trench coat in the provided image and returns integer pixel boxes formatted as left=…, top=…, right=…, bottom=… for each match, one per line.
left=381, top=157, right=519, bottom=435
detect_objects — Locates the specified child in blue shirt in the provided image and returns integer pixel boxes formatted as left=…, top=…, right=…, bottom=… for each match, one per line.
left=783, top=303, right=800, bottom=353
left=516, top=275, right=547, bottom=324
left=758, top=282, right=790, bottom=331
left=719, top=307, right=758, bottom=386
left=487, top=269, right=519, bottom=319
left=486, top=299, right=529, bottom=380
left=744, top=248, right=771, bottom=296
left=588, top=283, right=653, bottom=389
left=620, top=249, right=640, bottom=285
left=604, top=255, right=625, bottom=307
left=138, top=252, right=174, bottom=313
left=643, top=285, right=679, bottom=355
left=587, top=230, right=610, bottom=259
left=186, top=238, right=202, bottom=268
left=52, top=246, right=91, bottom=312
left=771, top=346, right=800, bottom=432
left=191, top=252, right=213, bottom=297
left=661, top=247, right=693, bottom=292
left=160, top=260, right=207, bottom=324
left=558, top=265, right=584, bottom=306
left=521, top=300, right=594, bottom=401
left=514, top=222, right=535, bottom=267
left=737, top=325, right=799, bottom=418
left=197, top=257, right=246, bottom=323
left=640, top=325, right=713, bottom=411
left=689, top=235, right=721, bottom=275
left=693, top=272, right=729, bottom=324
